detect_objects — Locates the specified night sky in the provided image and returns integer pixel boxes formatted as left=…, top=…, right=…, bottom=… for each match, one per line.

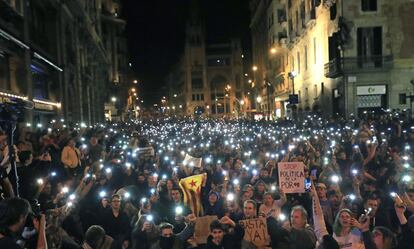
left=122, top=0, right=251, bottom=105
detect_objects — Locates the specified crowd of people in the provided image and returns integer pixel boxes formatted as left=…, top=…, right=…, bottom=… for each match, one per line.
left=0, top=111, right=414, bottom=249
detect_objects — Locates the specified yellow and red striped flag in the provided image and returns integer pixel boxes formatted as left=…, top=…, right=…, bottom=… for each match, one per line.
left=179, top=173, right=205, bottom=216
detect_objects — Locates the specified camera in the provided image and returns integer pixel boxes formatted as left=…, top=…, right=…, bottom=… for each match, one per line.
left=25, top=199, right=42, bottom=228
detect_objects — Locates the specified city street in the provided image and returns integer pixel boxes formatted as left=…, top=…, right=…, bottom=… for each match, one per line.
left=1, top=1, right=414, bottom=249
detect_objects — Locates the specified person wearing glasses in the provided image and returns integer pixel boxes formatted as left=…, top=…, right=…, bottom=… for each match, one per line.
left=100, top=194, right=131, bottom=249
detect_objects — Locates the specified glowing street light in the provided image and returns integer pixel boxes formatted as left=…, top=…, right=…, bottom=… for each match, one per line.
left=252, top=66, right=258, bottom=71
left=133, top=80, right=138, bottom=84
left=270, top=48, right=277, bottom=54
left=256, top=96, right=262, bottom=103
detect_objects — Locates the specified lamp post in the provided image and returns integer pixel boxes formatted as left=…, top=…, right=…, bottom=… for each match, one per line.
left=224, top=84, right=231, bottom=115
left=252, top=66, right=258, bottom=112
left=288, top=71, right=297, bottom=94
left=288, top=71, right=298, bottom=120
left=265, top=81, right=272, bottom=120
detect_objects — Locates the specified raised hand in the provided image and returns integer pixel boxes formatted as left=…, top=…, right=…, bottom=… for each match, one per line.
left=357, top=215, right=370, bottom=232
left=220, top=215, right=236, bottom=227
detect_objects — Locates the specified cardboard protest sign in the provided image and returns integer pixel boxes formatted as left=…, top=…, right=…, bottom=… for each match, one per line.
left=136, top=146, right=155, bottom=159
left=239, top=218, right=270, bottom=247
left=194, top=215, right=218, bottom=244
left=278, top=162, right=305, bottom=193
left=183, top=154, right=202, bottom=168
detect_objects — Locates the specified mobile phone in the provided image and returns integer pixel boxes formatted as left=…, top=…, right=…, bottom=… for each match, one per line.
left=305, top=178, right=311, bottom=191
left=311, top=169, right=317, bottom=178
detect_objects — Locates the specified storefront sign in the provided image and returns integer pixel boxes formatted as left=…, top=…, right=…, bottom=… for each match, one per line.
left=357, top=85, right=386, bottom=95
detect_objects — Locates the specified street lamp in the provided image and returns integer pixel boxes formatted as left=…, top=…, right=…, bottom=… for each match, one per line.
left=133, top=80, right=138, bottom=84
left=288, top=71, right=298, bottom=120
left=288, top=71, right=298, bottom=94
left=131, top=88, right=136, bottom=92
left=256, top=96, right=262, bottom=103
left=252, top=66, right=258, bottom=71
left=270, top=48, right=277, bottom=54
left=111, top=97, right=117, bottom=103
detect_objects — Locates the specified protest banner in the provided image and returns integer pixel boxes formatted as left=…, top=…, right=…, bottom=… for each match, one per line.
left=136, top=146, right=155, bottom=159
left=278, top=162, right=305, bottom=193
left=239, top=218, right=270, bottom=247
left=183, top=153, right=202, bottom=168
left=194, top=215, right=218, bottom=244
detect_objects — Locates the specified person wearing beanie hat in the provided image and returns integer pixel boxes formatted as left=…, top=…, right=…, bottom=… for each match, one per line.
left=82, top=225, right=113, bottom=249
left=253, top=180, right=267, bottom=204
left=241, top=184, right=254, bottom=204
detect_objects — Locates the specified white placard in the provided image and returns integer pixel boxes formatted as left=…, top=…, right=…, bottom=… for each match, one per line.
left=278, top=162, right=305, bottom=193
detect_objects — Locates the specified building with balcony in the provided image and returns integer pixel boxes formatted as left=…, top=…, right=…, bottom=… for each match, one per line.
left=166, top=1, right=246, bottom=118
left=251, top=0, right=414, bottom=118
left=0, top=0, right=129, bottom=125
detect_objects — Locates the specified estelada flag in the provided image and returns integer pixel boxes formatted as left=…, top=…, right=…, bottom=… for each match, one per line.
left=179, top=173, right=205, bottom=216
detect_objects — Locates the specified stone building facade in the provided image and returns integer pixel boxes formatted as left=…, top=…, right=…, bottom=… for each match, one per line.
left=166, top=3, right=246, bottom=118
left=250, top=0, right=414, bottom=119
left=0, top=0, right=129, bottom=125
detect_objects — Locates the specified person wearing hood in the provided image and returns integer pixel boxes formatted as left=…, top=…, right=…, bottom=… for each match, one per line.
left=204, top=191, right=225, bottom=218
left=150, top=214, right=196, bottom=249
left=205, top=216, right=244, bottom=249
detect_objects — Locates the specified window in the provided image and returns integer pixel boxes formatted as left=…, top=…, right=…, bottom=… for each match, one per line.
left=297, top=52, right=300, bottom=73
left=291, top=56, right=295, bottom=71
left=192, top=70, right=203, bottom=89
left=300, top=2, right=305, bottom=28
left=313, top=37, right=317, bottom=64
left=399, top=94, right=407, bottom=105
left=295, top=10, right=299, bottom=33
left=330, top=3, right=337, bottom=20
left=361, top=0, right=377, bottom=12
left=321, top=82, right=324, bottom=95
left=192, top=78, right=203, bottom=89
left=304, top=46, right=308, bottom=70
left=357, top=27, right=382, bottom=57
left=192, top=94, right=196, bottom=101
left=278, top=9, right=287, bottom=23
left=201, top=94, right=204, bottom=101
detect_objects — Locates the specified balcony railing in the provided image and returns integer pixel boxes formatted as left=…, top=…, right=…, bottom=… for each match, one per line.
left=324, top=58, right=342, bottom=78
left=324, top=55, right=393, bottom=78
